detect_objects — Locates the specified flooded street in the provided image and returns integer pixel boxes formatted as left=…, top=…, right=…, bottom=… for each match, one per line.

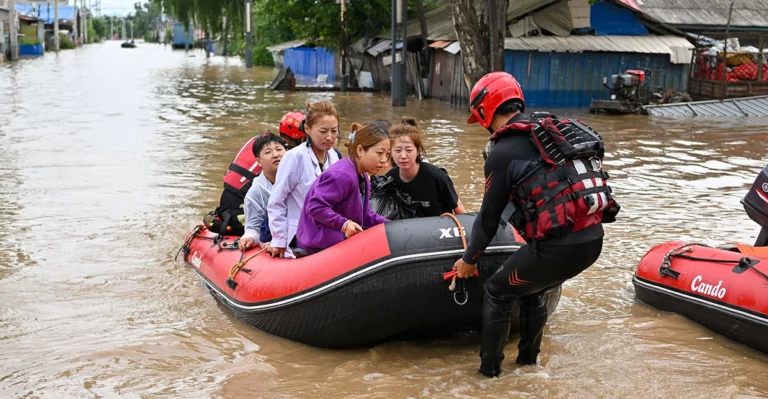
left=1, top=42, right=767, bottom=398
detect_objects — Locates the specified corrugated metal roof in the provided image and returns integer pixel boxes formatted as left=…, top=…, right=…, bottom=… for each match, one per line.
left=615, top=0, right=768, bottom=30
left=383, top=0, right=558, bottom=41
left=366, top=40, right=392, bottom=56
left=266, top=40, right=307, bottom=53
left=526, top=0, right=590, bottom=37
left=503, top=35, right=694, bottom=63
left=643, top=95, right=768, bottom=117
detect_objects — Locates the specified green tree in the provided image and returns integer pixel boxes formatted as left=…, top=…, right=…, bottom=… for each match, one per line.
left=91, top=16, right=109, bottom=41
left=154, top=0, right=438, bottom=64
left=127, top=2, right=163, bottom=40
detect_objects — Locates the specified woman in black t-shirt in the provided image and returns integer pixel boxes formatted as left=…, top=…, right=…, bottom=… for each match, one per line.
left=386, top=118, right=466, bottom=217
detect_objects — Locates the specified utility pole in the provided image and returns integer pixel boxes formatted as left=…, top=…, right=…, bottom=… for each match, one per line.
left=54, top=0, right=60, bottom=50
left=244, top=0, right=253, bottom=68
left=9, top=0, right=18, bottom=60
left=391, top=0, right=407, bottom=106
left=338, top=0, right=348, bottom=91
left=205, top=29, right=210, bottom=58
left=73, top=0, right=78, bottom=46
left=110, top=16, right=112, bottom=40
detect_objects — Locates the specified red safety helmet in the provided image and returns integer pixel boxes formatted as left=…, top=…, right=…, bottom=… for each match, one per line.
left=467, top=72, right=525, bottom=128
left=279, top=111, right=306, bottom=140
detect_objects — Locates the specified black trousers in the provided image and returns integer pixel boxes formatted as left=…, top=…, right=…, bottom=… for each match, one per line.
left=479, top=229, right=603, bottom=376
left=484, top=236, right=603, bottom=303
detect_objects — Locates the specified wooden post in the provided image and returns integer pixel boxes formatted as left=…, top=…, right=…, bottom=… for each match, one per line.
left=488, top=0, right=499, bottom=71
left=688, top=47, right=697, bottom=79
left=416, top=0, right=431, bottom=98
left=9, top=0, right=17, bottom=60
left=205, top=30, right=210, bottom=58
left=757, top=35, right=765, bottom=82
left=722, top=1, right=734, bottom=99
left=222, top=16, right=228, bottom=56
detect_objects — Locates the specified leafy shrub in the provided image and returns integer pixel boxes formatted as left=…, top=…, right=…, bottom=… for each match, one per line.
left=59, top=36, right=76, bottom=50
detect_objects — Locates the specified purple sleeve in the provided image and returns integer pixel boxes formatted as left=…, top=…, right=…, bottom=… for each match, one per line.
left=365, top=209, right=389, bottom=228
left=304, top=171, right=354, bottom=231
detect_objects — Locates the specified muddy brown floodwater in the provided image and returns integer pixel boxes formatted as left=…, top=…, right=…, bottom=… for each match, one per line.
left=1, top=42, right=767, bottom=398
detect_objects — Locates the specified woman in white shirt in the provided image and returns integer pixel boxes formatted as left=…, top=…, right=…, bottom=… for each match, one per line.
left=267, top=100, right=341, bottom=258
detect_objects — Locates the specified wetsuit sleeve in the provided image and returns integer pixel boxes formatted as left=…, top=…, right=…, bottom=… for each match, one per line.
left=267, top=152, right=299, bottom=248
left=462, top=152, right=511, bottom=265
left=304, top=171, right=355, bottom=231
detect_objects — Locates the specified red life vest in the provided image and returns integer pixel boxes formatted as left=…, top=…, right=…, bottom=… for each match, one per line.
left=491, top=116, right=619, bottom=241
left=222, top=136, right=263, bottom=198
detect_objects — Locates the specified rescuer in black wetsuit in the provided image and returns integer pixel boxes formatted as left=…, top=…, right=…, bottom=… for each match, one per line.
left=453, top=72, right=610, bottom=377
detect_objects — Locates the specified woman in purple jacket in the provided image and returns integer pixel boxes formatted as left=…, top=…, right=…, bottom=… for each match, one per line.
left=296, top=122, right=391, bottom=254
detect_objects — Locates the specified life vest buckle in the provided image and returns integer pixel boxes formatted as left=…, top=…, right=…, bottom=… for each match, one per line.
left=589, top=157, right=602, bottom=172
left=584, top=194, right=595, bottom=207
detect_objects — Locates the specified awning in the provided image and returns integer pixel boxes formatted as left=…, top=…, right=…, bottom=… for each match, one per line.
left=266, top=39, right=306, bottom=54
left=366, top=40, right=392, bottom=56
left=429, top=40, right=451, bottom=49
left=504, top=35, right=694, bottom=64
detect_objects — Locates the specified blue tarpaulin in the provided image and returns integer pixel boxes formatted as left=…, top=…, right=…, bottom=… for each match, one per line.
left=15, top=4, right=77, bottom=24
left=284, top=47, right=336, bottom=83
left=172, top=23, right=194, bottom=47
left=19, top=43, right=43, bottom=56
left=590, top=2, right=648, bottom=36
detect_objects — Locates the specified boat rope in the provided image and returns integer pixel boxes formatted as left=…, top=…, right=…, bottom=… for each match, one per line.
left=440, top=213, right=474, bottom=306
left=226, top=244, right=270, bottom=290
left=175, top=224, right=205, bottom=261
left=659, top=243, right=767, bottom=281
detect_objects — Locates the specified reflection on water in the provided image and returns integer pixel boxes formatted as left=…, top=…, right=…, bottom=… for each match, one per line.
left=0, top=42, right=767, bottom=398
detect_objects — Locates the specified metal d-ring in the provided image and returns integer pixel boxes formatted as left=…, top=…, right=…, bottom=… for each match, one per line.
left=453, top=290, right=469, bottom=306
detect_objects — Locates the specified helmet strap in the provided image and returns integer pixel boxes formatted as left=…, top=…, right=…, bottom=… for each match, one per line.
left=495, top=100, right=523, bottom=116
left=298, top=119, right=307, bottom=133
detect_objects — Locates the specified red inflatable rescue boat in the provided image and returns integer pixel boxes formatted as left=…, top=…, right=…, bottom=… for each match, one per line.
left=633, top=164, right=768, bottom=354
left=180, top=214, right=562, bottom=348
